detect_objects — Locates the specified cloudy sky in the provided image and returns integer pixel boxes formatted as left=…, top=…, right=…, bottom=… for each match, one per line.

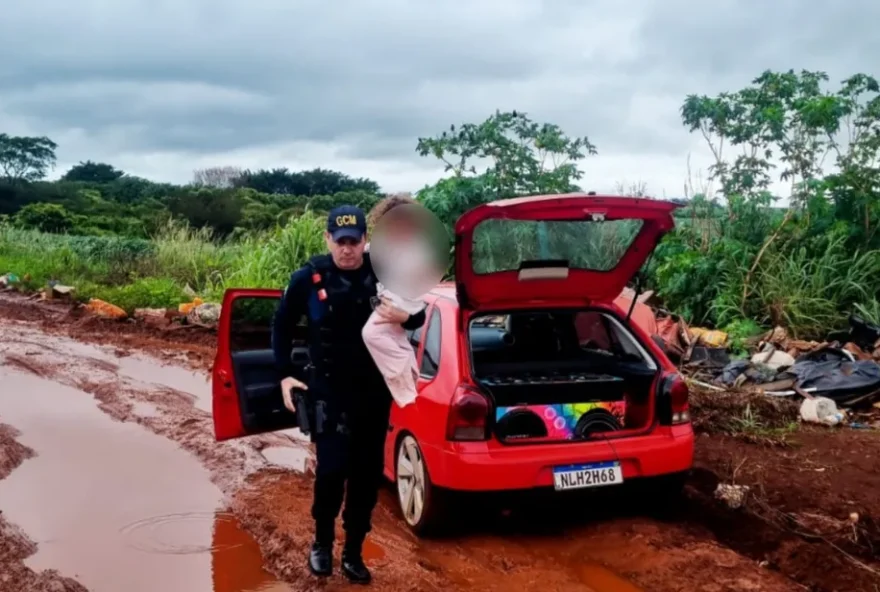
left=2, top=0, right=877, bottom=197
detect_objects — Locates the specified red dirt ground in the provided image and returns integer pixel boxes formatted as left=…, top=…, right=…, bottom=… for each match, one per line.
left=688, top=430, right=880, bottom=592
left=1, top=291, right=878, bottom=591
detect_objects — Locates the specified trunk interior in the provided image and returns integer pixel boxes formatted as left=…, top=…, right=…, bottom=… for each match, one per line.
left=468, top=308, right=659, bottom=444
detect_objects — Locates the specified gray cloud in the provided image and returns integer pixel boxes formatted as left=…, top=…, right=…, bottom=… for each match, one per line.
left=1, top=0, right=877, bottom=192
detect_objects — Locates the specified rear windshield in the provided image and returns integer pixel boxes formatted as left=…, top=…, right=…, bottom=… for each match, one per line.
left=471, top=218, right=643, bottom=274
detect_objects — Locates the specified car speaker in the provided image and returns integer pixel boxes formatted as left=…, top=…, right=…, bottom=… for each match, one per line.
left=496, top=408, right=548, bottom=440
left=574, top=409, right=622, bottom=438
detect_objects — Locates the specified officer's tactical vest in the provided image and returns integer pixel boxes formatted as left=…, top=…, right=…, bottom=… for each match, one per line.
left=304, top=254, right=377, bottom=391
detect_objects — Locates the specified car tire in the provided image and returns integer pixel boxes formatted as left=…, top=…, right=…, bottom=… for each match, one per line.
left=639, top=471, right=688, bottom=513
left=395, top=434, right=446, bottom=537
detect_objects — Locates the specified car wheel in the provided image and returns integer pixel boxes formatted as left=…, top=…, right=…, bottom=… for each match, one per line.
left=638, top=471, right=688, bottom=514
left=396, top=434, right=444, bottom=536
left=655, top=471, right=688, bottom=501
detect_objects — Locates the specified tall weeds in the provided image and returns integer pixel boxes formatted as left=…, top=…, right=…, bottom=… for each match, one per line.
left=151, top=219, right=238, bottom=292
left=711, top=231, right=880, bottom=339
left=0, top=214, right=328, bottom=309
left=210, top=212, right=327, bottom=296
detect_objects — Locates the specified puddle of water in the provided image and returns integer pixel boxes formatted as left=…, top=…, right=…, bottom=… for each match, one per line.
left=576, top=563, right=643, bottom=592
left=116, top=354, right=212, bottom=413
left=260, top=446, right=310, bottom=471
left=2, top=329, right=212, bottom=413
left=132, top=401, right=161, bottom=418
left=45, top=336, right=120, bottom=365
left=0, top=367, right=289, bottom=592
left=212, top=511, right=293, bottom=592
left=363, top=538, right=386, bottom=562
left=279, top=428, right=310, bottom=443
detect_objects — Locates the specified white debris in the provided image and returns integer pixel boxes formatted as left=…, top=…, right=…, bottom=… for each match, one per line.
left=714, top=483, right=750, bottom=509
left=799, top=397, right=846, bottom=426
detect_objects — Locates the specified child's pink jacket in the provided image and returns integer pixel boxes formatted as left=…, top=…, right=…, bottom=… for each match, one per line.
left=362, top=311, right=419, bottom=407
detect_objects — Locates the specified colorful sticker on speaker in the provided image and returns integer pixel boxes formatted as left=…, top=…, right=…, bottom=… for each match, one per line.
left=495, top=402, right=626, bottom=440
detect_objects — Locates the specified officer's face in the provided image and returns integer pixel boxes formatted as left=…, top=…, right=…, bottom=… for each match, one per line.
left=325, top=231, right=366, bottom=270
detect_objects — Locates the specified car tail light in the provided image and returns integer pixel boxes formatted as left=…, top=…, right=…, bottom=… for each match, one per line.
left=658, top=372, right=690, bottom=425
left=446, top=384, right=490, bottom=441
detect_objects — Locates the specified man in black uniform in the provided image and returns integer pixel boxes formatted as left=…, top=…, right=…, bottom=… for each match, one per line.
left=271, top=205, right=426, bottom=584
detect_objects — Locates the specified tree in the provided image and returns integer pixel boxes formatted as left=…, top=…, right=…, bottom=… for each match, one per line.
left=681, top=69, right=880, bottom=237
left=416, top=110, right=598, bottom=200
left=289, top=168, right=380, bottom=196
left=306, top=189, right=382, bottom=213
left=192, top=166, right=243, bottom=189
left=822, top=74, right=880, bottom=244
left=235, top=167, right=381, bottom=196
left=681, top=70, right=877, bottom=204
left=102, top=176, right=174, bottom=205
left=13, top=202, right=74, bottom=233
left=166, top=188, right=244, bottom=236
left=0, top=134, right=58, bottom=183
left=416, top=176, right=494, bottom=229
left=62, top=160, right=125, bottom=183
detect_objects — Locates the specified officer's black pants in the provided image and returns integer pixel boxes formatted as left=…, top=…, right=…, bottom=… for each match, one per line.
left=311, top=408, right=388, bottom=548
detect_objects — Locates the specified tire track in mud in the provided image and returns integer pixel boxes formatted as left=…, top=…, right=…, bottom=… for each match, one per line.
left=0, top=311, right=801, bottom=592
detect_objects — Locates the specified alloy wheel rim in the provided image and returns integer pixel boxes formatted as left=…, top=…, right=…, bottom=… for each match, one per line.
left=397, top=437, right=426, bottom=526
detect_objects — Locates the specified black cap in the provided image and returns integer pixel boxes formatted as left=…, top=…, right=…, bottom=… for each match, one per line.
left=327, top=205, right=367, bottom=242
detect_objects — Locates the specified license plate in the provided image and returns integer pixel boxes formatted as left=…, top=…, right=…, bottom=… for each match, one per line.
left=552, top=461, right=623, bottom=491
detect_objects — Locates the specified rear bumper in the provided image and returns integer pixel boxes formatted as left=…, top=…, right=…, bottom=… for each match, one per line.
left=423, top=424, right=694, bottom=492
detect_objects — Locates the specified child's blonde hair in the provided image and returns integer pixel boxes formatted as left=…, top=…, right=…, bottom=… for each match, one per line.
left=367, top=193, right=418, bottom=231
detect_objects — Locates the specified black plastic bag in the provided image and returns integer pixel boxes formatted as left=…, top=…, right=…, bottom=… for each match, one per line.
left=783, top=359, right=880, bottom=406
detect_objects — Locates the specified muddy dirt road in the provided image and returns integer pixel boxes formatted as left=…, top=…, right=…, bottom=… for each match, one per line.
left=0, top=294, right=877, bottom=592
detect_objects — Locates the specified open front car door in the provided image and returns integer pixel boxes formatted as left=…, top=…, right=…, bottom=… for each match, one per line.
left=212, top=289, right=308, bottom=441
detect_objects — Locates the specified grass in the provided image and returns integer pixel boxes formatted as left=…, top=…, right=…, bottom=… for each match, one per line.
left=0, top=214, right=328, bottom=313
left=1, top=211, right=878, bottom=340
left=689, top=386, right=801, bottom=442
left=727, top=403, right=800, bottom=445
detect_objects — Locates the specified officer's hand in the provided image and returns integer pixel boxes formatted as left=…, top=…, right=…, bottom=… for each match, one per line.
left=281, top=377, right=308, bottom=413
left=374, top=298, right=410, bottom=325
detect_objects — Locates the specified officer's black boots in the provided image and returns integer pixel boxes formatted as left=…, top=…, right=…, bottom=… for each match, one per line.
left=341, top=547, right=371, bottom=584
left=308, top=539, right=371, bottom=584
left=308, top=541, right=333, bottom=577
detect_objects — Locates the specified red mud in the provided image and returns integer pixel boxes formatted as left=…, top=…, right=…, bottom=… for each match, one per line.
left=688, top=431, right=880, bottom=592
left=0, top=293, right=217, bottom=371
left=1, top=292, right=878, bottom=591
left=230, top=470, right=797, bottom=592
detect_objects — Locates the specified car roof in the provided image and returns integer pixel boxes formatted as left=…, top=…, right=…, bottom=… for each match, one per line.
left=425, top=282, right=457, bottom=306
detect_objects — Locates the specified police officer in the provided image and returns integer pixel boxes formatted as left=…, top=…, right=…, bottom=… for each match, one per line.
left=271, top=205, right=426, bottom=584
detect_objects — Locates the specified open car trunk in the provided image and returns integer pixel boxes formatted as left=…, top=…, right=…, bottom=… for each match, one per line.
left=454, top=194, right=678, bottom=310
left=453, top=194, right=679, bottom=444
left=469, top=308, right=660, bottom=444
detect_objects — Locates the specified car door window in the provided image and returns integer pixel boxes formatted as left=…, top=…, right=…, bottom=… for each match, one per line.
left=407, top=326, right=422, bottom=355
left=420, top=308, right=442, bottom=377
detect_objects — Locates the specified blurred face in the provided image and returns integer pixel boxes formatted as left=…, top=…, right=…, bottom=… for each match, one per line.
left=325, top=231, right=366, bottom=270
left=384, top=216, right=418, bottom=241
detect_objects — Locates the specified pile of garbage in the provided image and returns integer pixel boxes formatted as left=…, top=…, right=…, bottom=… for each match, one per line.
left=651, top=311, right=880, bottom=429
left=133, top=297, right=221, bottom=328
left=0, top=273, right=24, bottom=288
left=1, top=273, right=222, bottom=329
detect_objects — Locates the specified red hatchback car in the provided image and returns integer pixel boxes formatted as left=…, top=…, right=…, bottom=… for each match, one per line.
left=212, top=194, right=694, bottom=535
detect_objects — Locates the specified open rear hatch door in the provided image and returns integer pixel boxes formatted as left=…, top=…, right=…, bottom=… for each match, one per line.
left=454, top=194, right=678, bottom=311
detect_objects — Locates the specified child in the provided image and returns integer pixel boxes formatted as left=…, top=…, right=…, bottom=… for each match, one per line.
left=362, top=196, right=438, bottom=408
